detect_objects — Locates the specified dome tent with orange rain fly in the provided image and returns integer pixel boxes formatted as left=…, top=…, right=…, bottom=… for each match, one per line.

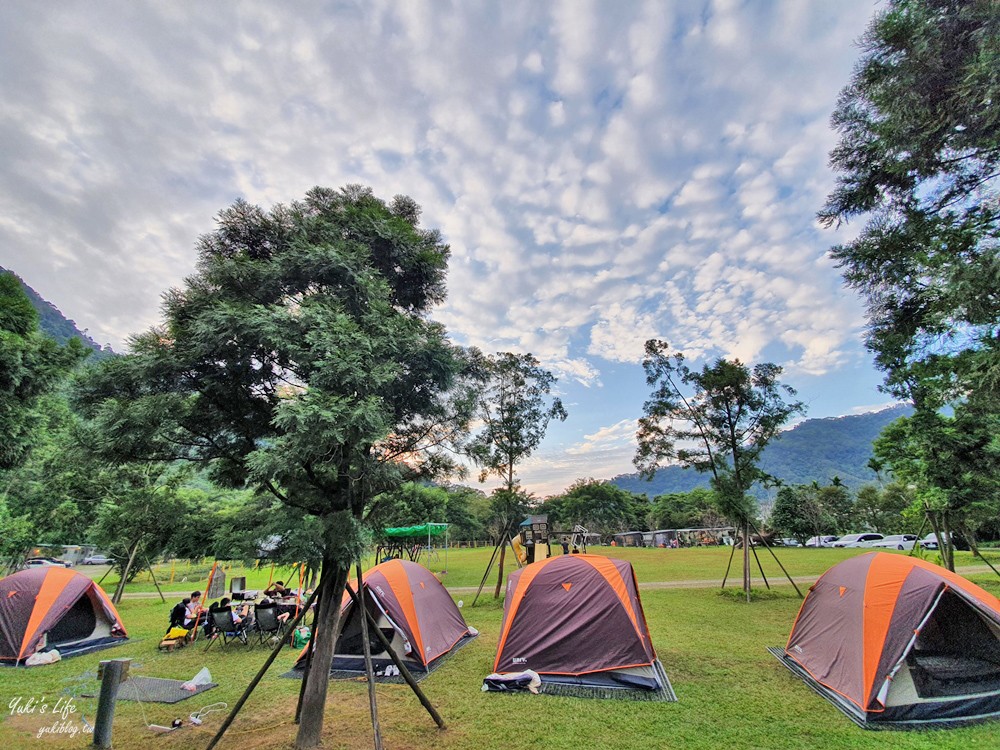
left=293, top=559, right=475, bottom=677
left=487, top=554, right=675, bottom=699
left=0, top=567, right=127, bottom=666
left=769, top=551, right=1000, bottom=729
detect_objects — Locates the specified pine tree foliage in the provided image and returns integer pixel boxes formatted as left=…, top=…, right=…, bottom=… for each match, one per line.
left=820, top=0, right=1000, bottom=403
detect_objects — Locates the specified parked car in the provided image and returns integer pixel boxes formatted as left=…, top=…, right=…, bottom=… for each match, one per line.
left=832, top=533, right=884, bottom=548
left=918, top=533, right=970, bottom=551
left=82, top=554, right=112, bottom=565
left=24, top=557, right=72, bottom=568
left=870, top=534, right=918, bottom=550
left=805, top=535, right=839, bottom=547
left=780, top=538, right=802, bottom=547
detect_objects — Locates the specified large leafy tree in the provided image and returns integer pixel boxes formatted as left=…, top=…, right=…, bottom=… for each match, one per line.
left=820, top=0, right=1000, bottom=405
left=768, top=485, right=831, bottom=545
left=466, top=351, right=566, bottom=595
left=73, top=186, right=473, bottom=749
left=634, top=340, right=804, bottom=600
left=88, top=465, right=190, bottom=603
left=466, top=351, right=567, bottom=491
left=648, top=488, right=725, bottom=531
left=769, top=481, right=861, bottom=544
left=551, top=478, right=647, bottom=534
left=873, top=407, right=1000, bottom=570
left=0, top=272, right=86, bottom=470
left=853, top=482, right=917, bottom=535
left=367, top=482, right=485, bottom=543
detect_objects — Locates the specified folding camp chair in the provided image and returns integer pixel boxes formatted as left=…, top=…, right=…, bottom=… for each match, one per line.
left=204, top=608, right=249, bottom=650
left=253, top=605, right=288, bottom=646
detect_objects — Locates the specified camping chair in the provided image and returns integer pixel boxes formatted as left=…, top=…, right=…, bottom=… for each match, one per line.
left=254, top=605, right=288, bottom=646
left=204, top=608, right=249, bottom=651
left=166, top=601, right=187, bottom=634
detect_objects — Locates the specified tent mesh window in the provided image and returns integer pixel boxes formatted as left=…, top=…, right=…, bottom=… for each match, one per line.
left=907, top=591, right=1000, bottom=698
left=48, top=595, right=97, bottom=645
left=336, top=595, right=396, bottom=657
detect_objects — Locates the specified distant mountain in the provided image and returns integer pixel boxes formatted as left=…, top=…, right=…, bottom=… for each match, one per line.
left=1, top=266, right=115, bottom=359
left=611, top=404, right=913, bottom=500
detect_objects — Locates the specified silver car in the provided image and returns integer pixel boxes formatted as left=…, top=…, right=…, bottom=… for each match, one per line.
left=870, top=534, right=918, bottom=551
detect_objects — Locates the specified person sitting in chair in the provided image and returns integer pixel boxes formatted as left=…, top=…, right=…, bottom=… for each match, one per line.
left=220, top=597, right=253, bottom=628
left=263, top=580, right=292, bottom=598
left=257, top=596, right=292, bottom=624
left=184, top=591, right=204, bottom=628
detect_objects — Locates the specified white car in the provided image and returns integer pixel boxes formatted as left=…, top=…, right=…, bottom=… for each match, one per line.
left=870, top=534, right=918, bottom=551
left=82, top=554, right=113, bottom=565
left=832, top=533, right=884, bottom=548
left=919, top=533, right=942, bottom=550
left=805, top=535, right=839, bottom=547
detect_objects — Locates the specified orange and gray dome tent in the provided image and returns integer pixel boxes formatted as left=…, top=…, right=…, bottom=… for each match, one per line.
left=491, top=554, right=672, bottom=694
left=295, top=559, right=474, bottom=675
left=770, top=552, right=1000, bottom=729
left=0, top=567, right=127, bottom=666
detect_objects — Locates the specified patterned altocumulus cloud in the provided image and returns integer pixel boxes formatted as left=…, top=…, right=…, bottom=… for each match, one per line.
left=0, top=0, right=888, bottom=494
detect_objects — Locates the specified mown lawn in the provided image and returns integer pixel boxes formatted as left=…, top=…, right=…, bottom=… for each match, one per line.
left=2, top=548, right=999, bottom=749
left=74, top=545, right=1000, bottom=595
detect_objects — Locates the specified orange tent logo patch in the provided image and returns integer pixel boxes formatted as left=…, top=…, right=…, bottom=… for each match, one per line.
left=561, top=583, right=572, bottom=592
left=839, top=586, right=847, bottom=597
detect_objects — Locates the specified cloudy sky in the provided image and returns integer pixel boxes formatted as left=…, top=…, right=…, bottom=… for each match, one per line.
left=0, top=0, right=893, bottom=496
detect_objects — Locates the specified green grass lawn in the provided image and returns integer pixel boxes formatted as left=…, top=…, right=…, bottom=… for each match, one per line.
left=77, top=545, right=1000, bottom=596
left=2, top=548, right=999, bottom=749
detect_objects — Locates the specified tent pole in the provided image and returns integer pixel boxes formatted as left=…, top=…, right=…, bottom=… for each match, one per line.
left=356, top=562, right=384, bottom=750
left=344, top=581, right=446, bottom=729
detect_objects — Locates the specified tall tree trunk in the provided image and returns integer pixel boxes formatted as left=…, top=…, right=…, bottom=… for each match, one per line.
left=742, top=518, right=751, bottom=603
left=294, top=557, right=349, bottom=750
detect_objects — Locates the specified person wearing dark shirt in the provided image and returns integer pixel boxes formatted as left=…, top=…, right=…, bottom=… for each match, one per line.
left=167, top=597, right=190, bottom=632
left=264, top=580, right=291, bottom=598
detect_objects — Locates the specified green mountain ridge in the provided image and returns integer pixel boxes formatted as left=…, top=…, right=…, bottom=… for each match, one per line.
left=610, top=404, right=913, bottom=500
left=0, top=266, right=115, bottom=359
